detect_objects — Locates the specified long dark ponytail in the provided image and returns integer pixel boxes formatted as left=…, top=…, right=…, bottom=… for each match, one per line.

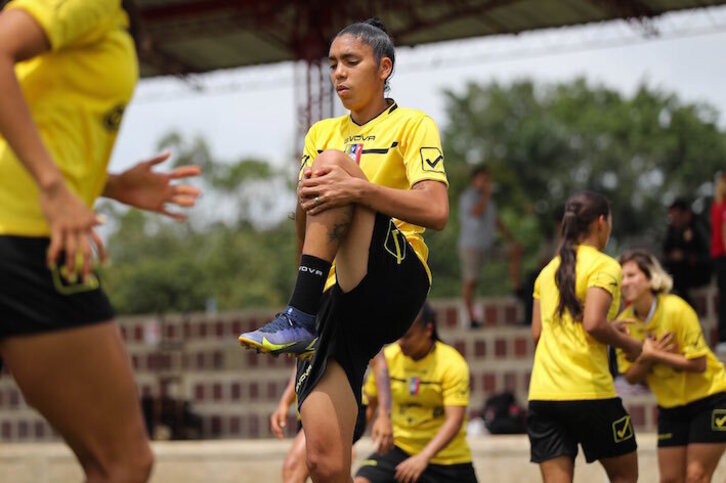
left=555, top=192, right=611, bottom=321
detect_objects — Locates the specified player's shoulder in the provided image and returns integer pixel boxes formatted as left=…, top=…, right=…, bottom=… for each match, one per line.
left=660, top=293, right=694, bottom=314
left=435, top=342, right=469, bottom=369
left=307, top=114, right=347, bottom=136
left=394, top=106, right=436, bottom=125
left=581, top=246, right=620, bottom=273
left=384, top=342, right=402, bottom=360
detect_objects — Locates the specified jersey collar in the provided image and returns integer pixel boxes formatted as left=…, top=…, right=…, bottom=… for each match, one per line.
left=348, top=98, right=398, bottom=127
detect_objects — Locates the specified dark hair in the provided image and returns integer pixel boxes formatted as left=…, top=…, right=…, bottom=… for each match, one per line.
left=121, top=0, right=141, bottom=46
left=555, top=192, right=611, bottom=321
left=414, top=302, right=440, bottom=341
left=335, top=18, right=395, bottom=93
left=0, top=1, right=8, bottom=10
left=668, top=198, right=690, bottom=212
left=470, top=164, right=490, bottom=179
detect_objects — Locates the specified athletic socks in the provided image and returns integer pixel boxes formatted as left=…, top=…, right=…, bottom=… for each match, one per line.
left=288, top=254, right=332, bottom=315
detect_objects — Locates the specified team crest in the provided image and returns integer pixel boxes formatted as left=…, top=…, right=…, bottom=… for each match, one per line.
left=409, top=377, right=420, bottom=396
left=346, top=143, right=363, bottom=164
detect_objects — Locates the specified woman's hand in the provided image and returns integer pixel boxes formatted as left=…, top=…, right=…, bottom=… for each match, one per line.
left=298, top=165, right=363, bottom=215
left=104, top=151, right=201, bottom=221
left=269, top=403, right=289, bottom=440
left=371, top=413, right=394, bottom=455
left=395, top=453, right=430, bottom=483
left=41, top=179, right=105, bottom=281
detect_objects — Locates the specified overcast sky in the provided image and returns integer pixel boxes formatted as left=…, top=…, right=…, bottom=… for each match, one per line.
left=109, top=6, right=726, bottom=174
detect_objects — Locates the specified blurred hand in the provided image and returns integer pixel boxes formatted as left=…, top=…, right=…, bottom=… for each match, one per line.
left=371, top=413, right=394, bottom=455
left=270, top=403, right=288, bottom=439
left=298, top=165, right=362, bottom=216
left=40, top=179, right=105, bottom=281
left=106, top=151, right=201, bottom=221
left=395, top=453, right=429, bottom=483
left=653, top=332, right=678, bottom=354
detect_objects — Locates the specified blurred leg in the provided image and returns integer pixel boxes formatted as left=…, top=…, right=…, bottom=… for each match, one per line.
left=685, top=443, right=726, bottom=483
left=283, top=430, right=310, bottom=483
left=657, top=446, right=687, bottom=483
left=0, top=322, right=152, bottom=483
left=539, top=456, right=574, bottom=483
left=599, top=451, right=638, bottom=483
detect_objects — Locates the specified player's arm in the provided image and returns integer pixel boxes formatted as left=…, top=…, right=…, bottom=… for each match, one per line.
left=295, top=202, right=306, bottom=262
left=531, top=299, right=542, bottom=345
left=301, top=176, right=448, bottom=231
left=0, top=7, right=102, bottom=278
left=394, top=405, right=465, bottom=483
left=370, top=350, right=393, bottom=454
left=583, top=287, right=642, bottom=361
left=270, top=369, right=297, bottom=439
left=640, top=331, right=706, bottom=373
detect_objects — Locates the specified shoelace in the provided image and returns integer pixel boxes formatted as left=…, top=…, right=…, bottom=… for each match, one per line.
left=259, top=312, right=295, bottom=333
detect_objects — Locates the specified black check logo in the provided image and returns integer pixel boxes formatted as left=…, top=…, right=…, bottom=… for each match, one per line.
left=420, top=147, right=444, bottom=173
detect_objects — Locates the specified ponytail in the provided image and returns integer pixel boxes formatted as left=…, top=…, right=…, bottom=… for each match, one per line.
left=554, top=192, right=610, bottom=321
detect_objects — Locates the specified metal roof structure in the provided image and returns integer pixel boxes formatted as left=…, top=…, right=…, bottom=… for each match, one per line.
left=136, top=0, right=726, bottom=77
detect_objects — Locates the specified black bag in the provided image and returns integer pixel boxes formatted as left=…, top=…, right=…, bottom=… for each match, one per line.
left=482, top=391, right=527, bottom=434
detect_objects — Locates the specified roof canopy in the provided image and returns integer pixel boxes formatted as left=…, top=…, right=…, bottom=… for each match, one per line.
left=136, top=0, right=726, bottom=77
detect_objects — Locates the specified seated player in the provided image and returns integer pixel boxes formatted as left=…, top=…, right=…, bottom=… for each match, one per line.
left=355, top=304, right=478, bottom=483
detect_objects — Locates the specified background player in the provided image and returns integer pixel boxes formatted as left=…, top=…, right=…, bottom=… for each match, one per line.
left=0, top=1, right=200, bottom=480
left=355, top=303, right=477, bottom=483
left=527, top=191, right=642, bottom=483
left=616, top=249, right=726, bottom=483
left=239, top=18, right=449, bottom=482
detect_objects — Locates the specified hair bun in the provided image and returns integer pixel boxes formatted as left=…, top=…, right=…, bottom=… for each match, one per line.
left=365, top=17, right=388, bottom=34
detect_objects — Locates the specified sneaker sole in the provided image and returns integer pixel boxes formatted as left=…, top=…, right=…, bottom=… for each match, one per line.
left=238, top=336, right=315, bottom=361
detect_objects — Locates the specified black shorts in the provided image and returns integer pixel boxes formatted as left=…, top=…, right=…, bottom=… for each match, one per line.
left=0, top=236, right=114, bottom=338
left=295, top=213, right=429, bottom=412
left=528, top=398, right=637, bottom=463
left=355, top=446, right=478, bottom=483
left=658, top=392, right=726, bottom=447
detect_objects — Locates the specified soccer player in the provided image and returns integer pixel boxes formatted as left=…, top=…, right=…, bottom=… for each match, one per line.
left=355, top=303, right=478, bottom=483
left=0, top=1, right=200, bottom=481
left=616, top=249, right=726, bottom=483
left=239, top=18, right=449, bottom=482
left=527, top=192, right=642, bottom=483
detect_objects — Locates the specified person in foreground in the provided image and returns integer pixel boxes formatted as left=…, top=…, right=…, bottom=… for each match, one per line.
left=616, top=249, right=726, bottom=483
left=239, top=17, right=449, bottom=482
left=355, top=304, right=478, bottom=483
left=527, top=191, right=642, bottom=483
left=0, top=1, right=200, bottom=481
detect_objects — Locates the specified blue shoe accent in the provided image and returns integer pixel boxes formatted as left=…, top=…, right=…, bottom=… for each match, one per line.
left=238, top=306, right=317, bottom=357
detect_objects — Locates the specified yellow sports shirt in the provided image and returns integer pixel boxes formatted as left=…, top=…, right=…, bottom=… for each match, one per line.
left=0, top=0, right=137, bottom=236
left=529, top=245, right=622, bottom=401
left=363, top=342, right=471, bottom=465
left=299, top=101, right=448, bottom=288
left=616, top=294, right=726, bottom=408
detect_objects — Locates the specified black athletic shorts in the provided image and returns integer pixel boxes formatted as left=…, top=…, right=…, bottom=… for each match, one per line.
left=658, top=392, right=726, bottom=447
left=295, top=213, right=429, bottom=418
left=0, top=236, right=114, bottom=338
left=355, top=445, right=478, bottom=483
left=528, top=398, right=637, bottom=463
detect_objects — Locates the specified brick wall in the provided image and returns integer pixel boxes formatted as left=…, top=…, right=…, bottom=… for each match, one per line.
left=0, top=288, right=719, bottom=441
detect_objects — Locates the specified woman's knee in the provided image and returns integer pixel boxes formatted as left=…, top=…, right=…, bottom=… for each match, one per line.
left=83, top=439, right=154, bottom=483
left=311, top=150, right=366, bottom=179
left=305, top=448, right=348, bottom=482
left=685, top=463, right=709, bottom=483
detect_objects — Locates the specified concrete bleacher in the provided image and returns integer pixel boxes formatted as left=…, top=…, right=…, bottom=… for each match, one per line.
left=0, top=288, right=720, bottom=442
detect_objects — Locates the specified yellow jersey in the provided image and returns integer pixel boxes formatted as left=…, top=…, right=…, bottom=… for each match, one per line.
left=0, top=0, right=137, bottom=236
left=363, top=341, right=471, bottom=465
left=299, top=101, right=448, bottom=288
left=616, top=294, right=726, bottom=408
left=529, top=245, right=622, bottom=401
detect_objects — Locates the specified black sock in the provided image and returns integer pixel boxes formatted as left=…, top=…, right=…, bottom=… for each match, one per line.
left=288, top=254, right=332, bottom=315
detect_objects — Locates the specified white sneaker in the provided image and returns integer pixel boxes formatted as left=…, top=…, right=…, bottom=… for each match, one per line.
left=715, top=342, right=726, bottom=355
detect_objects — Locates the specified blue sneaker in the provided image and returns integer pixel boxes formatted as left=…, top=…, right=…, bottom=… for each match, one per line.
left=238, top=306, right=317, bottom=360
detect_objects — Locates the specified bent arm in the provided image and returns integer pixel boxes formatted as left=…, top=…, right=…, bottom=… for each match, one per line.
left=531, top=299, right=542, bottom=345
left=649, top=353, right=706, bottom=373
left=583, top=287, right=641, bottom=355
left=0, top=9, right=61, bottom=190
left=353, top=178, right=449, bottom=230
left=417, top=406, right=466, bottom=462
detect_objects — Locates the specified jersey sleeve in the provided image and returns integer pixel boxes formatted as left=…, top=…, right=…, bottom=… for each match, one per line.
left=587, top=256, right=622, bottom=320
left=614, top=312, right=633, bottom=373
left=298, top=124, right=318, bottom=181
left=402, top=115, right=448, bottom=187
left=533, top=271, right=542, bottom=300
left=8, top=0, right=121, bottom=51
left=676, top=300, right=709, bottom=360
left=442, top=353, right=470, bottom=407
